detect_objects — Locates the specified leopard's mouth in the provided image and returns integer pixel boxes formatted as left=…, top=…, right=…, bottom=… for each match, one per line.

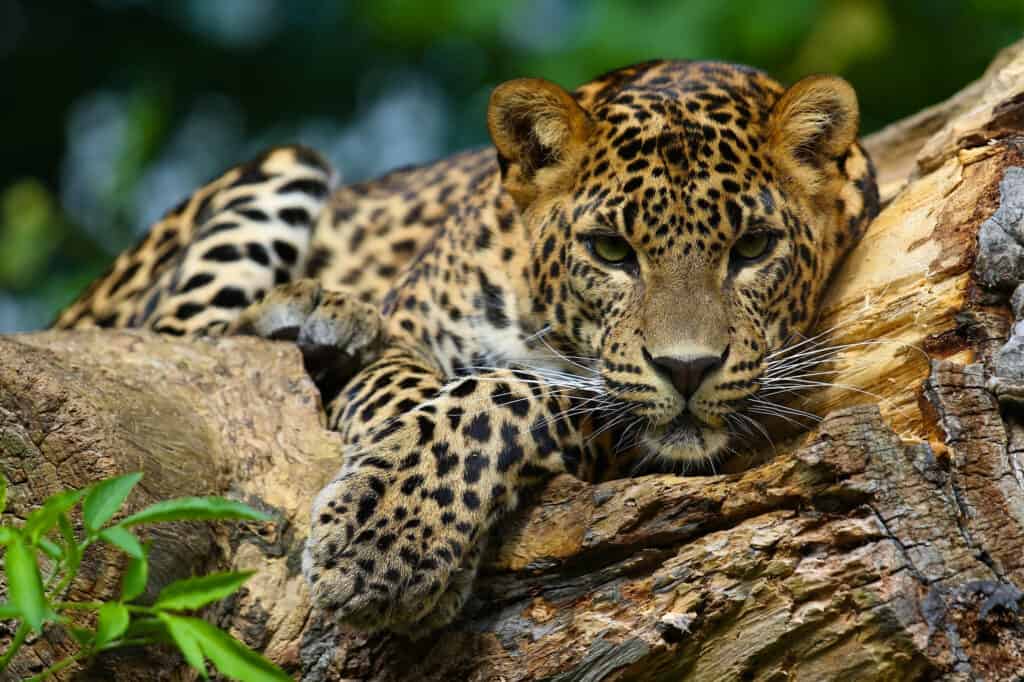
left=660, top=412, right=703, bottom=444
left=642, top=411, right=731, bottom=463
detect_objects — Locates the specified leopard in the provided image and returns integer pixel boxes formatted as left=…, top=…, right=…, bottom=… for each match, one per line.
left=52, top=60, right=879, bottom=635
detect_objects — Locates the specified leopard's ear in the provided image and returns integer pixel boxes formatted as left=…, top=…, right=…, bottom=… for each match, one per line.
left=768, top=74, right=859, bottom=195
left=488, top=78, right=593, bottom=210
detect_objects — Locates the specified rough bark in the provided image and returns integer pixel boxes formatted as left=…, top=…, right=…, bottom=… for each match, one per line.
left=4, top=40, right=1024, bottom=681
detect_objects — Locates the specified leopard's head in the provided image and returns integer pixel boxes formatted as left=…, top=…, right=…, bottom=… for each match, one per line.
left=488, top=61, right=879, bottom=464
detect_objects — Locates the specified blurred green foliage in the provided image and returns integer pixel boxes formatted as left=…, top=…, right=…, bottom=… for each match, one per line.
left=1, top=0, right=1021, bottom=331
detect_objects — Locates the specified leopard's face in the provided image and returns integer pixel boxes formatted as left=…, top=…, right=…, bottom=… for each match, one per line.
left=490, top=61, right=879, bottom=464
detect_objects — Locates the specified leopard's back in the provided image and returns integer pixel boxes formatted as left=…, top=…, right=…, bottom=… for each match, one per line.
left=52, top=146, right=500, bottom=334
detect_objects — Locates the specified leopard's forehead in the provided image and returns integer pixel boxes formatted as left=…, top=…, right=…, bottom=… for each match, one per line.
left=576, top=60, right=784, bottom=123
left=569, top=61, right=790, bottom=256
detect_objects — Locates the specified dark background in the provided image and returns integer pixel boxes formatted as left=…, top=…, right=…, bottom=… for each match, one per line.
left=2, top=0, right=1021, bottom=331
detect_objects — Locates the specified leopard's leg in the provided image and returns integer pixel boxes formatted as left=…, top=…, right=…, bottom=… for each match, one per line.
left=53, top=145, right=334, bottom=336
left=304, top=348, right=593, bottom=635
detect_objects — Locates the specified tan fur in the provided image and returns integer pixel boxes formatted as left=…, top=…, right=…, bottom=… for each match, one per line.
left=53, top=61, right=880, bottom=636
left=488, top=78, right=593, bottom=209
left=769, top=74, right=859, bottom=195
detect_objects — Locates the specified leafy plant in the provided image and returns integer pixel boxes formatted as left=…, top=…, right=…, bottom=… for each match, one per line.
left=0, top=472, right=291, bottom=681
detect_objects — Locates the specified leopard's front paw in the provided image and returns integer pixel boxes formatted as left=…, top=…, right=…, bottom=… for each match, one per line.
left=230, top=280, right=381, bottom=393
left=302, top=468, right=483, bottom=634
left=231, top=279, right=381, bottom=360
left=388, top=541, right=483, bottom=638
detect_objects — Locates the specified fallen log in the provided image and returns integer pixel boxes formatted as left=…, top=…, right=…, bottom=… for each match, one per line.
left=3, top=39, right=1024, bottom=681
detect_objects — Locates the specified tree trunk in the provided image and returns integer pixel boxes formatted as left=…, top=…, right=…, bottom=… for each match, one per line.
left=5, top=40, right=1024, bottom=681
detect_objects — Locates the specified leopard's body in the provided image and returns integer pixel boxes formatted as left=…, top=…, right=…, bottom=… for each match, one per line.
left=54, top=60, right=879, bottom=634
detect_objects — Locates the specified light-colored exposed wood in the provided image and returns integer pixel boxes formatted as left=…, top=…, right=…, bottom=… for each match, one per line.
left=802, top=43, right=1024, bottom=445
left=862, top=37, right=1024, bottom=202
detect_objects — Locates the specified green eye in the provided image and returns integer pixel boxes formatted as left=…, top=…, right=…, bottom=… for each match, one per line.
left=732, top=232, right=772, bottom=261
left=591, top=235, right=635, bottom=264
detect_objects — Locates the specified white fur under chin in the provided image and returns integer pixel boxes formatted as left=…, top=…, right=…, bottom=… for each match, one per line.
left=641, top=424, right=730, bottom=464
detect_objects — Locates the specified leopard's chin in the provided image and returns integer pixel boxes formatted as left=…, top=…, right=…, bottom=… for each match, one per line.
left=642, top=413, right=731, bottom=463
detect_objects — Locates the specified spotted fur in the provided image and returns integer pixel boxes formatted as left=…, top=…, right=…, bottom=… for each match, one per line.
left=54, top=61, right=879, bottom=634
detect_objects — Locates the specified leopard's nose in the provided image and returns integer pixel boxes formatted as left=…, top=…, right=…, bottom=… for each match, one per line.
left=648, top=352, right=722, bottom=401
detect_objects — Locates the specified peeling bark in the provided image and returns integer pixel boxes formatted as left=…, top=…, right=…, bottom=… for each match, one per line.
left=5, top=39, right=1024, bottom=682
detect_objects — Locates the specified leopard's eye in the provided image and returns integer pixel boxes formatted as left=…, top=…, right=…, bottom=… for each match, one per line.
left=591, top=235, right=635, bottom=265
left=731, top=231, right=773, bottom=261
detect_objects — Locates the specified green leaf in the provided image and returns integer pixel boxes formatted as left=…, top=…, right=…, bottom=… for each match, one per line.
left=121, top=552, right=149, bottom=602
left=99, top=526, right=144, bottom=559
left=159, top=613, right=207, bottom=679
left=23, top=488, right=86, bottom=543
left=57, top=512, right=75, bottom=544
left=0, top=602, right=19, bottom=619
left=120, top=497, right=269, bottom=527
left=174, top=615, right=290, bottom=682
left=0, top=527, right=13, bottom=545
left=95, top=602, right=129, bottom=647
left=124, top=615, right=168, bottom=642
left=155, top=571, right=254, bottom=612
left=58, top=514, right=81, bottom=573
left=68, top=625, right=95, bottom=646
left=197, top=619, right=291, bottom=682
left=37, top=537, right=62, bottom=561
left=0, top=474, right=7, bottom=516
left=6, top=533, right=48, bottom=632
left=83, top=472, right=142, bottom=532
